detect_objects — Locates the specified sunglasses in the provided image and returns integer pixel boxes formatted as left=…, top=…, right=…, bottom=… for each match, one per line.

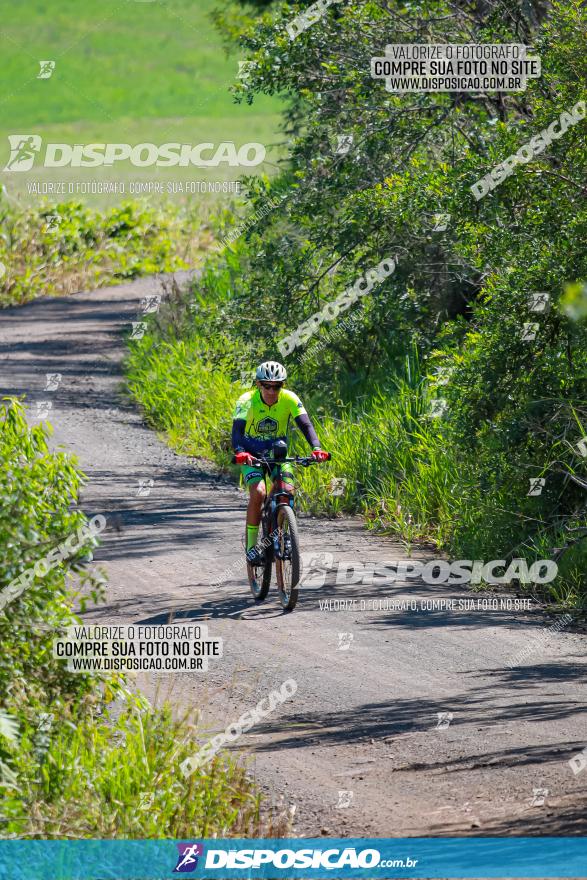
left=260, top=382, right=283, bottom=390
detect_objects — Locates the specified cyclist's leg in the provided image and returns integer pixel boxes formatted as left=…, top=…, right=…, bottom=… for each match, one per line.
left=242, top=465, right=266, bottom=551
left=270, top=465, right=295, bottom=496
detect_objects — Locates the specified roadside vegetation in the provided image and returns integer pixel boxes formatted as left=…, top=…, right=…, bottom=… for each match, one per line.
left=0, top=399, right=276, bottom=838
left=127, top=0, right=587, bottom=609
left=0, top=198, right=213, bottom=308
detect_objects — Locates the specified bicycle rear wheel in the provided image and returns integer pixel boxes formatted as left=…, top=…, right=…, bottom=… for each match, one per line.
left=247, top=516, right=272, bottom=602
left=275, top=505, right=300, bottom=611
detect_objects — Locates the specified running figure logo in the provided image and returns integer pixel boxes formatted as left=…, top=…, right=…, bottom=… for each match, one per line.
left=37, top=61, right=56, bottom=79
left=173, top=843, right=204, bottom=873
left=4, top=135, right=42, bottom=172
left=334, top=134, right=353, bottom=155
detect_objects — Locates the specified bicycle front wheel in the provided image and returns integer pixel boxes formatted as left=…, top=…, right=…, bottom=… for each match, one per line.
left=275, top=504, right=300, bottom=611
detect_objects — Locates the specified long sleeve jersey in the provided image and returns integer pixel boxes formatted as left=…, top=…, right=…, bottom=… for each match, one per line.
left=231, top=387, right=319, bottom=455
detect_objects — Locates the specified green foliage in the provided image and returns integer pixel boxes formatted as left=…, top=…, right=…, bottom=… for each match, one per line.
left=295, top=356, right=460, bottom=543
left=8, top=697, right=262, bottom=838
left=127, top=334, right=238, bottom=461
left=127, top=0, right=587, bottom=606
left=0, top=399, right=101, bottom=701
left=0, top=399, right=269, bottom=837
left=0, top=199, right=212, bottom=308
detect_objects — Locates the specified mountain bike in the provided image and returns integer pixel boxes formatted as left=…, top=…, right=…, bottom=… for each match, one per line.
left=233, top=443, right=331, bottom=611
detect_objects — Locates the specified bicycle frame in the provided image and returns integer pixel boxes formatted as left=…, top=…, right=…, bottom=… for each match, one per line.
left=260, top=460, right=297, bottom=559
left=234, top=448, right=331, bottom=609
left=253, top=455, right=315, bottom=559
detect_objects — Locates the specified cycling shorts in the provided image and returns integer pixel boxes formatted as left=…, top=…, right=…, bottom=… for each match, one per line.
left=241, top=465, right=295, bottom=488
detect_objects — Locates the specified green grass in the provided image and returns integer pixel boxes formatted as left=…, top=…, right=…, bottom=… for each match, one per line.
left=125, top=282, right=587, bottom=610
left=0, top=0, right=283, bottom=207
left=0, top=198, right=214, bottom=308
left=9, top=696, right=273, bottom=838
left=0, top=399, right=283, bottom=839
left=1, top=0, right=277, bottom=124
left=126, top=325, right=458, bottom=542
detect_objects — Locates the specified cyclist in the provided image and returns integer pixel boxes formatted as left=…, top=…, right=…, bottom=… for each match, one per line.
left=232, top=361, right=329, bottom=564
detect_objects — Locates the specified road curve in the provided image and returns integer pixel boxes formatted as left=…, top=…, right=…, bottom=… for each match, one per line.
left=1, top=275, right=586, bottom=837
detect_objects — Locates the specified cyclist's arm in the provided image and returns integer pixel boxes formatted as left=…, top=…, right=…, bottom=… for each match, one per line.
left=231, top=418, right=247, bottom=453
left=294, top=413, right=320, bottom=449
left=287, top=391, right=321, bottom=449
left=231, top=419, right=274, bottom=456
left=232, top=393, right=261, bottom=454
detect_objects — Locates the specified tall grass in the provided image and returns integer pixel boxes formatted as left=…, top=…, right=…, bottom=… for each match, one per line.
left=126, top=337, right=237, bottom=461
left=299, top=374, right=460, bottom=548
left=0, top=400, right=279, bottom=838
left=126, top=320, right=586, bottom=609
left=127, top=329, right=459, bottom=545
left=12, top=696, right=276, bottom=839
left=0, top=199, right=212, bottom=308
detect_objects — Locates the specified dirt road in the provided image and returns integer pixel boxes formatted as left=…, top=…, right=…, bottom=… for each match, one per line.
left=1, top=275, right=586, bottom=837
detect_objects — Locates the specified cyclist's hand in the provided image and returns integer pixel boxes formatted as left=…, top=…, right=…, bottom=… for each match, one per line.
left=311, top=448, right=330, bottom=462
left=235, top=451, right=254, bottom=465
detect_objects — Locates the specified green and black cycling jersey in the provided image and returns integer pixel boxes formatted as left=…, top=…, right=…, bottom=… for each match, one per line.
left=231, top=388, right=319, bottom=456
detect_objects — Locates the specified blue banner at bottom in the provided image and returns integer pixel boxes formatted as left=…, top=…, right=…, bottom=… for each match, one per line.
left=0, top=838, right=585, bottom=879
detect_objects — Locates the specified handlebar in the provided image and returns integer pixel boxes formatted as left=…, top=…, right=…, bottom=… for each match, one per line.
left=231, top=452, right=332, bottom=467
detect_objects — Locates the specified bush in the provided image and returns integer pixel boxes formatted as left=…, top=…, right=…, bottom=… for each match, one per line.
left=126, top=1, right=587, bottom=608
left=0, top=199, right=213, bottom=308
left=0, top=399, right=271, bottom=837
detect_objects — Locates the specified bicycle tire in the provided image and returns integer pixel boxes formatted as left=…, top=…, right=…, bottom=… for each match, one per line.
left=275, top=504, right=300, bottom=611
left=247, top=516, right=272, bottom=602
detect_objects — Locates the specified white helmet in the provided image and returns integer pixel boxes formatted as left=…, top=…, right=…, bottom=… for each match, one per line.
left=256, top=361, right=287, bottom=382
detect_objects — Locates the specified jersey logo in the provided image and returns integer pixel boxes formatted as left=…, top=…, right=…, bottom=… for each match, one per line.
left=256, top=417, right=278, bottom=436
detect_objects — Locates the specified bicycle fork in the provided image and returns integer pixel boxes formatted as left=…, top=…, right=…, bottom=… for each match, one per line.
left=271, top=506, right=293, bottom=560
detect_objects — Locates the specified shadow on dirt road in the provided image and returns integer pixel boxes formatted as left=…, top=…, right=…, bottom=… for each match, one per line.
left=1, top=274, right=586, bottom=836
